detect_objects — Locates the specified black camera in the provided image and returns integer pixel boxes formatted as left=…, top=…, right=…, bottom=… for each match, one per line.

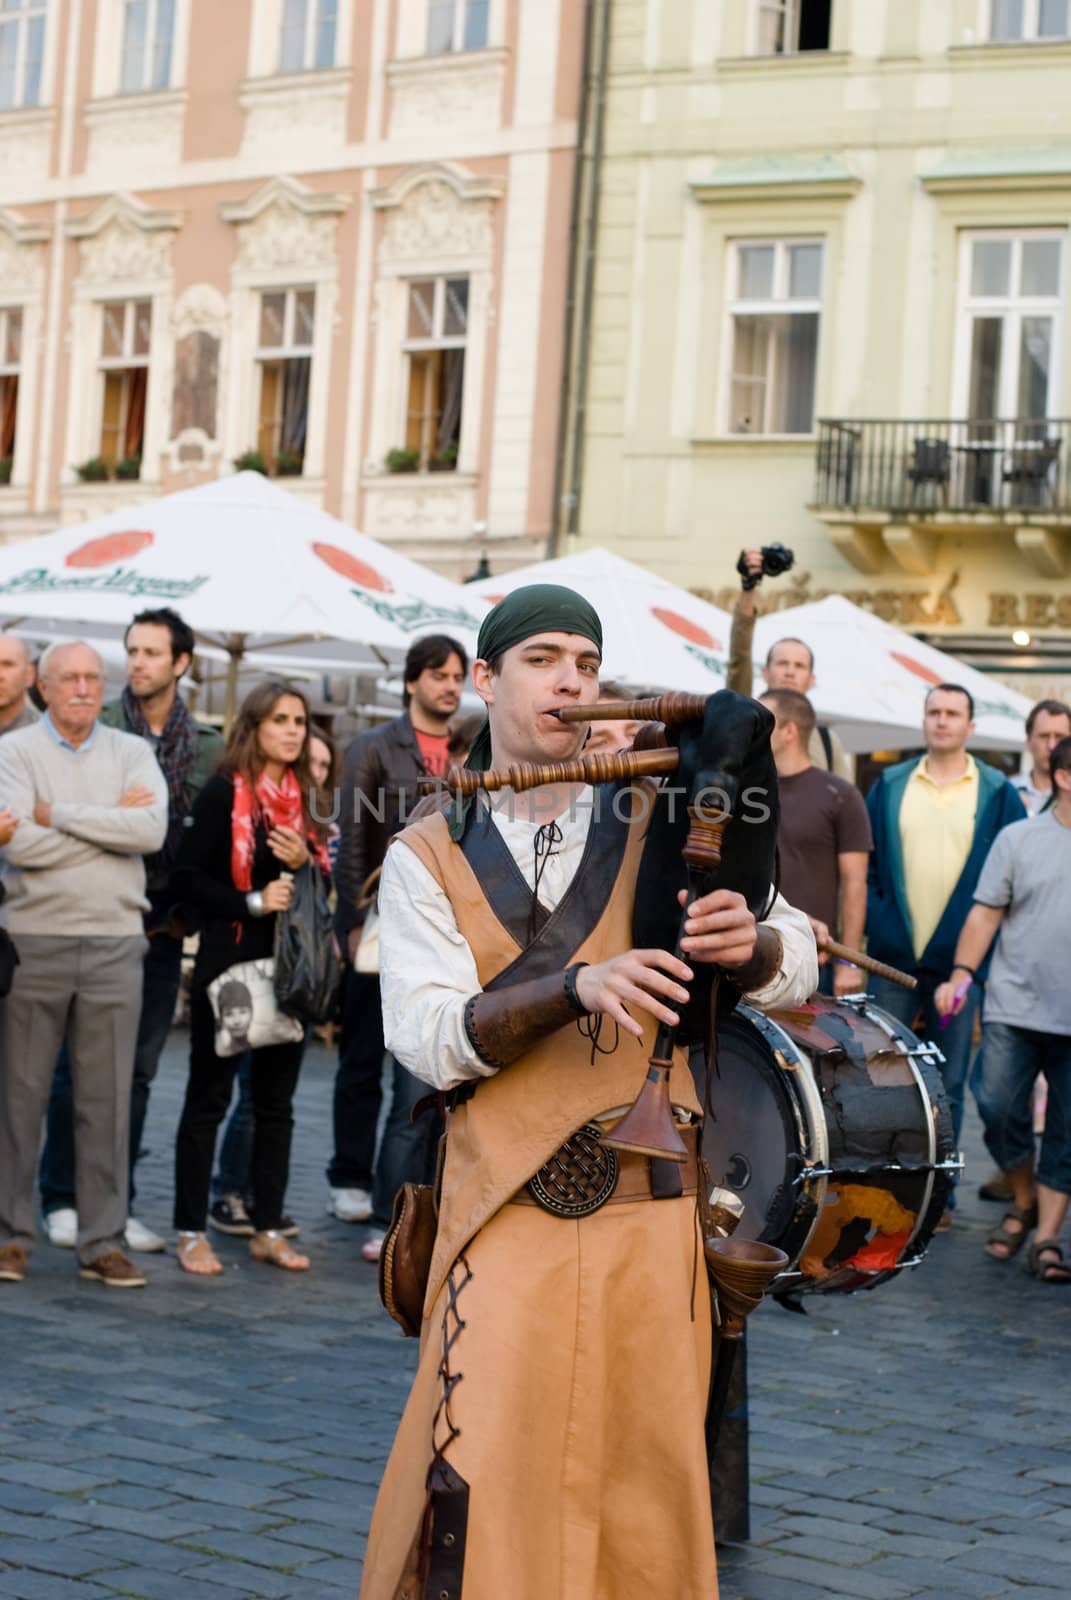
left=736, top=542, right=795, bottom=592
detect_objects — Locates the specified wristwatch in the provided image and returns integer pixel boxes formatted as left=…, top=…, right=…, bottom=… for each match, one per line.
left=246, top=890, right=265, bottom=917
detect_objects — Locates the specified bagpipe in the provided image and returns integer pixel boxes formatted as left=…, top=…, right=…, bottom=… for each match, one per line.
left=433, top=690, right=941, bottom=1441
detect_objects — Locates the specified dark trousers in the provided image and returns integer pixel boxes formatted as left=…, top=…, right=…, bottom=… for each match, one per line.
left=174, top=989, right=304, bottom=1233
left=867, top=971, right=980, bottom=1203
left=370, top=1056, right=441, bottom=1231
left=40, top=932, right=184, bottom=1213
left=326, top=969, right=385, bottom=1191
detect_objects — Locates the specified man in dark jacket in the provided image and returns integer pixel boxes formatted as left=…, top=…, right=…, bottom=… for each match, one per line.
left=39, top=608, right=223, bottom=1254
left=327, top=634, right=468, bottom=1242
left=865, top=684, right=1025, bottom=1194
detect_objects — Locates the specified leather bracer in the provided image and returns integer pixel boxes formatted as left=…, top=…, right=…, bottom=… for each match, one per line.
left=727, top=924, right=783, bottom=996
left=464, top=966, right=588, bottom=1071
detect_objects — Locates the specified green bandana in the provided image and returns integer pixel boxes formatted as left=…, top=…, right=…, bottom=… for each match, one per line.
left=449, top=583, right=604, bottom=840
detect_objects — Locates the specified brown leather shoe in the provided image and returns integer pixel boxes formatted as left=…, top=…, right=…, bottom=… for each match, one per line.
left=0, top=1243, right=28, bottom=1282
left=79, top=1250, right=147, bottom=1288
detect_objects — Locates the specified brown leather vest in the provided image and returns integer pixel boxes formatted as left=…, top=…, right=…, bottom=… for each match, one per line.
left=397, top=782, right=701, bottom=1312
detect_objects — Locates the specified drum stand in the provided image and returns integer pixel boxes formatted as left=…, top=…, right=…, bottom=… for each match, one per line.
left=708, top=1326, right=750, bottom=1544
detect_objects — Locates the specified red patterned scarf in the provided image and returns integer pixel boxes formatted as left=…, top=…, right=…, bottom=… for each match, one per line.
left=231, top=769, right=328, bottom=890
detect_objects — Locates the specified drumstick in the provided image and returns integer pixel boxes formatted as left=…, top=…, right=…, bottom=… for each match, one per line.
left=818, top=937, right=917, bottom=991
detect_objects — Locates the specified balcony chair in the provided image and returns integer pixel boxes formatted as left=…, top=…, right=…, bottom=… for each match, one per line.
left=906, top=437, right=951, bottom=506
left=1002, top=438, right=1061, bottom=507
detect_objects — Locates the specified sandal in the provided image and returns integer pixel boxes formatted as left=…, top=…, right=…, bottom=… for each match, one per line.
left=249, top=1231, right=310, bottom=1272
left=1026, top=1238, right=1071, bottom=1285
left=984, top=1202, right=1038, bottom=1260
left=177, top=1232, right=223, bottom=1276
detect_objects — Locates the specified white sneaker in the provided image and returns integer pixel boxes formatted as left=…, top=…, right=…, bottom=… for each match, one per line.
left=44, top=1207, right=78, bottom=1249
left=124, top=1217, right=166, bottom=1254
left=327, top=1186, right=373, bottom=1223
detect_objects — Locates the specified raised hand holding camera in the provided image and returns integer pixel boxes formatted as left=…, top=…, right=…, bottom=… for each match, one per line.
left=736, top=542, right=795, bottom=592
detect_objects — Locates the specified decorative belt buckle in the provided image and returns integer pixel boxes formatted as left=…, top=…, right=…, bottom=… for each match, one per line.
left=526, top=1124, right=620, bottom=1218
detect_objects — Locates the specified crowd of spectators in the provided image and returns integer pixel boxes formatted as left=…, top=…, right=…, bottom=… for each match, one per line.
left=0, top=617, right=477, bottom=1288
left=0, top=586, right=1067, bottom=1291
left=732, top=547, right=1071, bottom=1273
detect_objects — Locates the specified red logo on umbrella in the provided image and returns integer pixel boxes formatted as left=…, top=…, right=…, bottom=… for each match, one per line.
left=312, top=543, right=394, bottom=594
left=65, top=530, right=154, bottom=569
left=890, top=651, right=942, bottom=686
left=651, top=607, right=721, bottom=651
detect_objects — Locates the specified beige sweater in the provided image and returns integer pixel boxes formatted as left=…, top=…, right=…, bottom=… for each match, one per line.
left=0, top=719, right=168, bottom=936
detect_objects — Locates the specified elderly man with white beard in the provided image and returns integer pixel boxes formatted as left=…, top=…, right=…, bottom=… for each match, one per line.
left=0, top=641, right=167, bottom=1288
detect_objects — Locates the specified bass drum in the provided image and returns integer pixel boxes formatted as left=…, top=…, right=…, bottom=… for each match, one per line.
left=698, top=994, right=956, bottom=1297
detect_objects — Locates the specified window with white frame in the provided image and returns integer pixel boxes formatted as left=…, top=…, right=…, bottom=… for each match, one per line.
left=754, top=0, right=831, bottom=54
left=427, top=0, right=489, bottom=54
left=725, top=239, right=822, bottom=435
left=0, top=308, right=21, bottom=476
left=279, top=0, right=337, bottom=71
left=957, top=231, right=1064, bottom=424
left=0, top=0, right=47, bottom=110
left=402, top=277, right=468, bottom=469
left=97, top=299, right=151, bottom=474
left=255, top=287, right=315, bottom=471
left=120, top=0, right=175, bottom=93
left=990, top=0, right=1070, bottom=41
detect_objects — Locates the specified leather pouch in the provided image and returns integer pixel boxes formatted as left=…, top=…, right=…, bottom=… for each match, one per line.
left=379, top=1181, right=437, bottom=1337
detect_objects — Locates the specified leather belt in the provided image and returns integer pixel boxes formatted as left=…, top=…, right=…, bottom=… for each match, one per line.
left=512, top=1123, right=699, bottom=1216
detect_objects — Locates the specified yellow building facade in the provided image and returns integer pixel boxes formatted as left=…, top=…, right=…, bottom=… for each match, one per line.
left=564, top=0, right=1071, bottom=699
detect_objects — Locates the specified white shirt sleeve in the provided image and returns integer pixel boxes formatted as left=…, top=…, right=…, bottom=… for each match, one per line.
left=741, top=890, right=820, bottom=1010
left=377, top=838, right=494, bottom=1091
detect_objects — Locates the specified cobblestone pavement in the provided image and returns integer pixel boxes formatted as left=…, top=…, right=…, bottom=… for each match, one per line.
left=1, top=1032, right=1070, bottom=1599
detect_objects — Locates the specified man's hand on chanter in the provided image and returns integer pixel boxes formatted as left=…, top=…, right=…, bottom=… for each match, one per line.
left=574, top=950, right=694, bottom=1039
left=678, top=888, right=757, bottom=969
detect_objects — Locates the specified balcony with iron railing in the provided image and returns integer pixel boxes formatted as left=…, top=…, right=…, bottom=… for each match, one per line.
left=812, top=418, right=1071, bottom=577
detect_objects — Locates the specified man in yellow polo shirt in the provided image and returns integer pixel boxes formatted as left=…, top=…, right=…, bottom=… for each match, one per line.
left=864, top=685, right=1026, bottom=1212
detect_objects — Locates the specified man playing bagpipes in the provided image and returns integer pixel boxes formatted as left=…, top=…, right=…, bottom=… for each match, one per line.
left=360, top=585, right=818, bottom=1600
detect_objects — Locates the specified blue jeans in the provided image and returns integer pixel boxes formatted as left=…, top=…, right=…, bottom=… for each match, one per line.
left=369, top=1057, right=441, bottom=1232
left=39, top=932, right=184, bottom=1212
left=975, top=1022, right=1071, bottom=1194
left=866, top=971, right=980, bottom=1194
left=212, top=1055, right=254, bottom=1199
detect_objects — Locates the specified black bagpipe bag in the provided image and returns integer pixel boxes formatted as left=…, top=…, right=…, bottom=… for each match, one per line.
left=631, top=689, right=780, bottom=1039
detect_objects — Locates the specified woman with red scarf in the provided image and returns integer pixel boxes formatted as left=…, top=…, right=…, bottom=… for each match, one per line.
left=171, top=681, right=330, bottom=1276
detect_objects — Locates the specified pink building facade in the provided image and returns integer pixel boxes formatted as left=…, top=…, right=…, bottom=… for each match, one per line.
left=0, top=0, right=583, bottom=576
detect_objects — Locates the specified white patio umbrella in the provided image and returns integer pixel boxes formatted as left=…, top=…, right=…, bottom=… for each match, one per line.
left=468, top=547, right=733, bottom=692
left=753, top=595, right=1032, bottom=753
left=0, top=472, right=484, bottom=724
